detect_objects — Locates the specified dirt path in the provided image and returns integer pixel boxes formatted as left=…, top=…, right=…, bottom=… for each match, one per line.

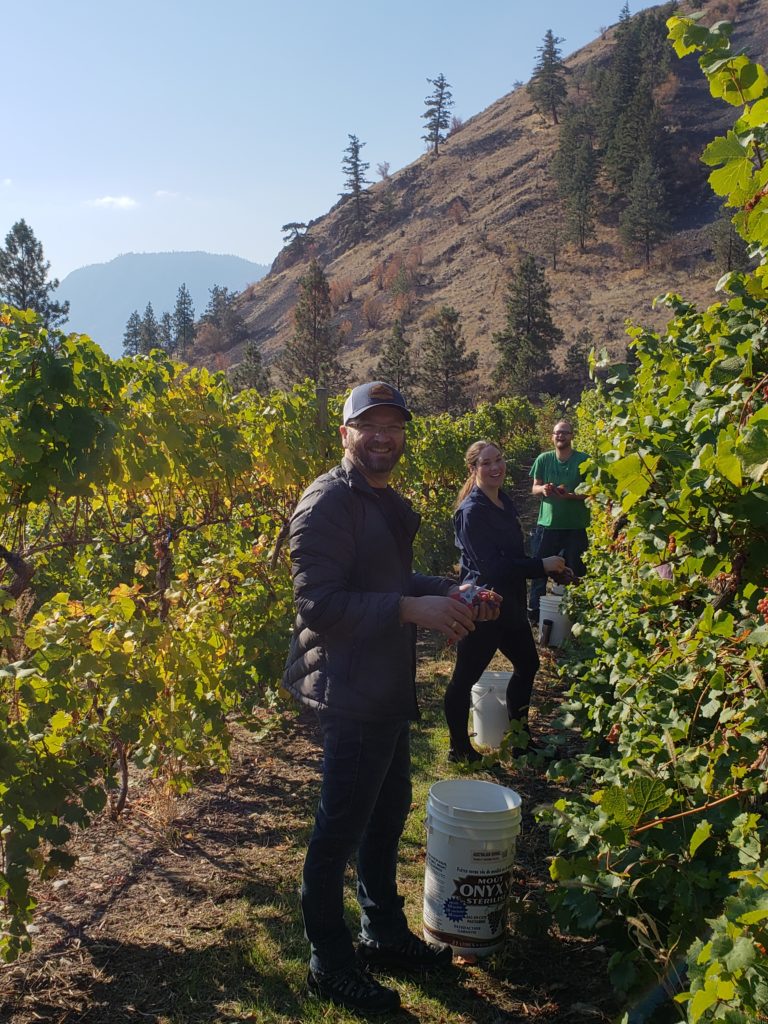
left=0, top=716, right=322, bottom=1023
left=0, top=657, right=618, bottom=1024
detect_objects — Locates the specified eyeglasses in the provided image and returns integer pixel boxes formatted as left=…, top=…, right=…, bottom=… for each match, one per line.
left=553, top=431, right=572, bottom=437
left=347, top=421, right=406, bottom=436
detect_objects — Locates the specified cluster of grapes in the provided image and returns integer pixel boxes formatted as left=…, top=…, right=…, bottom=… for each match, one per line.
left=757, top=594, right=768, bottom=623
left=712, top=570, right=738, bottom=595
left=447, top=584, right=502, bottom=646
left=452, top=583, right=502, bottom=608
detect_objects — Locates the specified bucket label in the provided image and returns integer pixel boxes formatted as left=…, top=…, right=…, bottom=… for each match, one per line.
left=443, top=896, right=467, bottom=922
left=424, top=848, right=515, bottom=953
left=453, top=871, right=510, bottom=906
left=472, top=848, right=512, bottom=861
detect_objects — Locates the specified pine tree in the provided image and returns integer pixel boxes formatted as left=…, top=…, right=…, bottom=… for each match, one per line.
left=138, top=302, right=159, bottom=355
left=281, top=222, right=307, bottom=244
left=277, top=259, right=348, bottom=392
left=374, top=320, right=414, bottom=393
left=340, top=135, right=370, bottom=240
left=172, top=283, right=195, bottom=358
left=554, top=109, right=598, bottom=251
left=604, top=82, right=662, bottom=191
left=416, top=306, right=477, bottom=415
left=566, top=138, right=598, bottom=250
left=619, top=156, right=667, bottom=267
left=527, top=30, right=568, bottom=124
left=563, top=327, right=593, bottom=395
left=201, top=284, right=229, bottom=326
left=0, top=219, right=69, bottom=327
left=123, top=310, right=143, bottom=356
left=158, top=311, right=174, bottom=352
left=201, top=285, right=249, bottom=347
left=422, top=74, right=454, bottom=156
left=636, top=7, right=674, bottom=87
left=493, top=255, right=561, bottom=397
left=231, top=341, right=271, bottom=394
left=596, top=1, right=639, bottom=147
left=597, top=6, right=671, bottom=194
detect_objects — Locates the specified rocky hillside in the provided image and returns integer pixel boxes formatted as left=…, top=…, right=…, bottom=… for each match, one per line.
left=211, top=0, right=768, bottom=389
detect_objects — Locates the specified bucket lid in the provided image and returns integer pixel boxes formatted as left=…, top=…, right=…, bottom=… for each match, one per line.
left=478, top=670, right=512, bottom=684
left=428, top=779, right=522, bottom=819
left=426, top=811, right=522, bottom=840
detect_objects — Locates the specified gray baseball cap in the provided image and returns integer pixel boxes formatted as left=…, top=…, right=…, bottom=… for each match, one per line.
left=342, top=381, right=412, bottom=424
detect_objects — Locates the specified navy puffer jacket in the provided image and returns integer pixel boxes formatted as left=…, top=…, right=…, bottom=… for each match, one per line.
left=454, top=486, right=545, bottom=623
left=283, top=459, right=454, bottom=721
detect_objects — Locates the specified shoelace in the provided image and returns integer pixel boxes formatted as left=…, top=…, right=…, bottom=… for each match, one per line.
left=397, top=934, right=434, bottom=956
left=330, top=968, right=380, bottom=997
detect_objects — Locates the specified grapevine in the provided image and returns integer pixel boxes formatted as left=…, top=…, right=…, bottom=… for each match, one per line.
left=543, top=14, right=768, bottom=1023
left=0, top=309, right=540, bottom=960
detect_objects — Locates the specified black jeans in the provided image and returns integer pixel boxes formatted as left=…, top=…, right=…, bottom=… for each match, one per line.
left=443, top=617, right=540, bottom=753
left=302, top=711, right=412, bottom=973
left=528, top=526, right=589, bottom=615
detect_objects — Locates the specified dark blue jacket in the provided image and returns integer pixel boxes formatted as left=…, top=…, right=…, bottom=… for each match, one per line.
left=283, top=458, right=454, bottom=720
left=454, top=486, right=545, bottom=623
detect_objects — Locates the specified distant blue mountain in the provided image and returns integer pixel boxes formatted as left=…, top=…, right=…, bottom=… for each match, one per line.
left=59, top=251, right=269, bottom=359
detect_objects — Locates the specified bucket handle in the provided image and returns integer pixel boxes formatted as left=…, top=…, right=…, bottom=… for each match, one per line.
left=471, top=685, right=506, bottom=701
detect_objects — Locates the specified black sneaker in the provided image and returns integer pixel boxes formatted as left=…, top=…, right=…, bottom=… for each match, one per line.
left=447, top=746, right=482, bottom=764
left=307, top=963, right=400, bottom=1014
left=357, top=931, right=453, bottom=971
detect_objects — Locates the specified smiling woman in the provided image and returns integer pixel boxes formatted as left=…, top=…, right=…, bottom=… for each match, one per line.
left=443, top=440, right=566, bottom=762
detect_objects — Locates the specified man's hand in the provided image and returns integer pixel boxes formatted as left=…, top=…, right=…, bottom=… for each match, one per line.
left=399, top=595, right=475, bottom=640
left=543, top=482, right=566, bottom=499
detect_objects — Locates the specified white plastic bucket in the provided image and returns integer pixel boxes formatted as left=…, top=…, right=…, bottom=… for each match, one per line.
left=471, top=673, right=510, bottom=748
left=539, top=593, right=572, bottom=647
left=423, top=779, right=522, bottom=957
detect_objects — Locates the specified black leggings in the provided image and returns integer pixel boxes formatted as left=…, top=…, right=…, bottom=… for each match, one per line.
left=444, top=617, right=540, bottom=752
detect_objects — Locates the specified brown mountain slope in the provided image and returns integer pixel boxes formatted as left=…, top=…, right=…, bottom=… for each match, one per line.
left=210, top=0, right=768, bottom=390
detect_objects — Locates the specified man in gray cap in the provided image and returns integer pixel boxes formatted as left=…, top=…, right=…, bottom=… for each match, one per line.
left=284, top=381, right=495, bottom=1013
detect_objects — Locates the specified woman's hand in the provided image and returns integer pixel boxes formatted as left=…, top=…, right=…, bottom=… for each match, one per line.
left=542, top=555, right=566, bottom=574
left=473, top=599, right=501, bottom=622
left=453, top=583, right=502, bottom=622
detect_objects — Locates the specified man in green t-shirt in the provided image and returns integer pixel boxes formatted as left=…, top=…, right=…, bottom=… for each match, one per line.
left=527, top=419, right=590, bottom=623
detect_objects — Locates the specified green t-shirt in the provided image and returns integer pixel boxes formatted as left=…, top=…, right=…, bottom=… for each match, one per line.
left=530, top=449, right=590, bottom=529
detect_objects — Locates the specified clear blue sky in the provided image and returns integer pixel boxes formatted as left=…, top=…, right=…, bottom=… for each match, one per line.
left=2, top=1, right=657, bottom=281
